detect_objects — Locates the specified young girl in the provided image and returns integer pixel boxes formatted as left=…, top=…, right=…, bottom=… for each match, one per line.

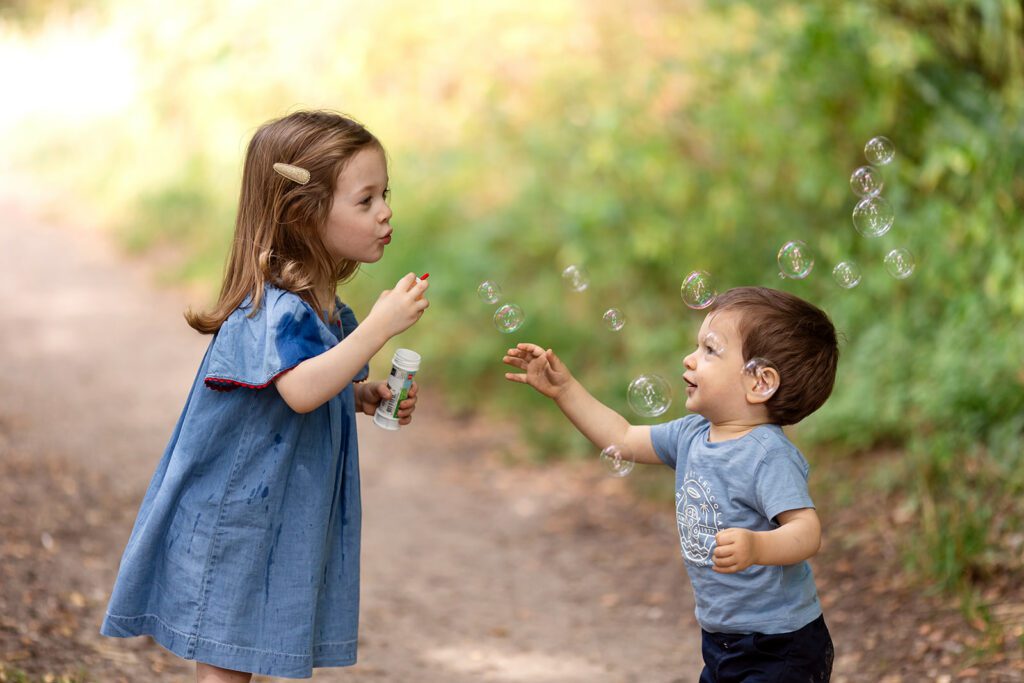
left=100, top=110, right=429, bottom=681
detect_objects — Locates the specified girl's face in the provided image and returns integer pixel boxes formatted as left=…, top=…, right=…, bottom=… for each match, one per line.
left=322, top=145, right=392, bottom=265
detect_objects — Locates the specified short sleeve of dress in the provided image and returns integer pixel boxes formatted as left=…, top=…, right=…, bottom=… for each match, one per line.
left=336, top=300, right=369, bottom=383
left=204, top=287, right=334, bottom=391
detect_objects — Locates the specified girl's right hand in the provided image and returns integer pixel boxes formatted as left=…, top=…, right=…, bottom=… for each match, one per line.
left=502, top=343, right=573, bottom=400
left=366, top=273, right=429, bottom=340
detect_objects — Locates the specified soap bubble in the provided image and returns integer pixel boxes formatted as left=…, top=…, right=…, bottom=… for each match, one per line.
left=600, top=444, right=635, bottom=477
left=850, top=165, right=884, bottom=198
left=603, top=308, right=626, bottom=331
left=884, top=248, right=915, bottom=279
left=864, top=136, right=895, bottom=166
left=561, top=264, right=590, bottom=292
left=832, top=261, right=862, bottom=289
left=477, top=280, right=502, bottom=304
left=493, top=303, right=525, bottom=333
left=852, top=196, right=894, bottom=238
left=703, top=330, right=726, bottom=356
left=742, top=358, right=778, bottom=399
left=627, top=374, right=672, bottom=417
left=777, top=240, right=814, bottom=279
left=680, top=271, right=716, bottom=309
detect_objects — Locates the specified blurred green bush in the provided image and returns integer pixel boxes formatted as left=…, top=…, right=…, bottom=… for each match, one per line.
left=3, top=0, right=1021, bottom=593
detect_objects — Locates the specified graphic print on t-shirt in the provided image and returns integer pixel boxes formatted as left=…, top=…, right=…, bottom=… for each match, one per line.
left=676, top=472, right=722, bottom=567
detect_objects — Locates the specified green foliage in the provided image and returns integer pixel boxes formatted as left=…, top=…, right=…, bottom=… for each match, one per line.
left=3, top=0, right=1021, bottom=593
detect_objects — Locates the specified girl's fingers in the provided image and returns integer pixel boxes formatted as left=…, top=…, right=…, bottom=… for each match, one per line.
left=504, top=372, right=528, bottom=383
left=396, top=272, right=417, bottom=290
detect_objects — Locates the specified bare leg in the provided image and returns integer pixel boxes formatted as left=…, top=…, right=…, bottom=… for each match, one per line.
left=196, top=662, right=253, bottom=683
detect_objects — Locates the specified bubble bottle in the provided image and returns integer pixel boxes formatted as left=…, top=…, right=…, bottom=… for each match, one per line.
left=373, top=348, right=422, bottom=431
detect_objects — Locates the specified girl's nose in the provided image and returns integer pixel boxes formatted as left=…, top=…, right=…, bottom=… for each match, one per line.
left=378, top=203, right=393, bottom=223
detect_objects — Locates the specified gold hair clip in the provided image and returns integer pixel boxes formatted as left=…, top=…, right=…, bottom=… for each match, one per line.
left=273, top=162, right=310, bottom=185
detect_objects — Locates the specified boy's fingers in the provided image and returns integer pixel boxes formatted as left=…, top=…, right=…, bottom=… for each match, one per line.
left=516, top=342, right=544, bottom=357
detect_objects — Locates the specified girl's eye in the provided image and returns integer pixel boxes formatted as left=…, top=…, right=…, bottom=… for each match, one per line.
left=383, top=188, right=391, bottom=201
left=360, top=196, right=372, bottom=206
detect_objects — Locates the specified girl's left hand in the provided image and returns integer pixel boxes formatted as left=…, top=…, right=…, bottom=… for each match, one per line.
left=357, top=380, right=419, bottom=424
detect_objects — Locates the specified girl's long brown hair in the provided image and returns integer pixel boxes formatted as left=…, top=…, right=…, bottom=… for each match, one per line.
left=186, top=111, right=382, bottom=333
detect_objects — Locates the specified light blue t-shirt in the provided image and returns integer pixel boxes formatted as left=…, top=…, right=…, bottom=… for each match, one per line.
left=651, top=414, right=822, bottom=635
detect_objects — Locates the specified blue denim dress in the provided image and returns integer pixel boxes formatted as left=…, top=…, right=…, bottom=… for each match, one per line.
left=101, top=284, right=367, bottom=678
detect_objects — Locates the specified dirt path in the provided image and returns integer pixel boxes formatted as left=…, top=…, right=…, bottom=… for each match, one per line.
left=0, top=200, right=703, bottom=682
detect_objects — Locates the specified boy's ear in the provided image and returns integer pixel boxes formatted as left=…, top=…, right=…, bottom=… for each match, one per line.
left=745, top=366, right=780, bottom=404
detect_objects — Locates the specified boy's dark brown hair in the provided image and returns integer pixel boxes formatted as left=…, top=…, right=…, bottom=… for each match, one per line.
left=710, top=286, right=839, bottom=425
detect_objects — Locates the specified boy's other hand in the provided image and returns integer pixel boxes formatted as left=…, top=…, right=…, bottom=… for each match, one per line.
left=502, top=343, right=572, bottom=400
left=712, top=527, right=758, bottom=573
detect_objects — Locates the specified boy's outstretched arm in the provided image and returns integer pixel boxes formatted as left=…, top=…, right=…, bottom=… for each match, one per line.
left=503, top=343, right=661, bottom=465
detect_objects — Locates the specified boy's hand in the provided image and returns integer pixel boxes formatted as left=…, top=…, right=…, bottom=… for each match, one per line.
left=502, top=343, right=572, bottom=400
left=712, top=527, right=759, bottom=573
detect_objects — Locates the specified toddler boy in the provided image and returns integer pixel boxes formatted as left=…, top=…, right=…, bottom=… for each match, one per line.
left=503, top=286, right=838, bottom=682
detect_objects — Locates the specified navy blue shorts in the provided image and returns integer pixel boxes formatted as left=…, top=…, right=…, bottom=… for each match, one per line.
left=698, top=614, right=833, bottom=683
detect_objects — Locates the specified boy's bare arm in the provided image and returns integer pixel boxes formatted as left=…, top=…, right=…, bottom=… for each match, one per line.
left=712, top=508, right=822, bottom=574
left=503, top=344, right=661, bottom=465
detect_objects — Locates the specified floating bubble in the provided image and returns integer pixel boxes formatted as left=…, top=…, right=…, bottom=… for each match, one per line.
left=884, top=248, right=915, bottom=279
left=703, top=330, right=726, bottom=356
left=602, top=308, right=625, bottom=331
left=852, top=196, right=894, bottom=238
left=742, top=358, right=778, bottom=399
left=600, top=444, right=635, bottom=477
left=627, top=374, right=673, bottom=417
left=680, top=271, right=716, bottom=309
left=493, top=303, right=525, bottom=333
left=864, top=136, right=895, bottom=166
left=561, top=264, right=590, bottom=292
left=777, top=240, right=814, bottom=279
left=850, top=165, right=884, bottom=198
left=832, top=261, right=862, bottom=289
left=477, top=280, right=502, bottom=304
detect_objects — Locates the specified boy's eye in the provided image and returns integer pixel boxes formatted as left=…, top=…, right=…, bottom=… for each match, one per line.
left=702, top=331, right=725, bottom=355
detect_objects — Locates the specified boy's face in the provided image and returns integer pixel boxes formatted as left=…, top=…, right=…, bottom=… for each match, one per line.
left=682, top=310, right=754, bottom=423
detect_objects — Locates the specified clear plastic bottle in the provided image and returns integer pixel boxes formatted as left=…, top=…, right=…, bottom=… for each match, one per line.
left=373, top=348, right=421, bottom=431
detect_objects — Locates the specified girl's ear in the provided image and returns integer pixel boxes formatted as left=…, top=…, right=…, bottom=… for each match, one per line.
left=745, top=365, right=780, bottom=404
